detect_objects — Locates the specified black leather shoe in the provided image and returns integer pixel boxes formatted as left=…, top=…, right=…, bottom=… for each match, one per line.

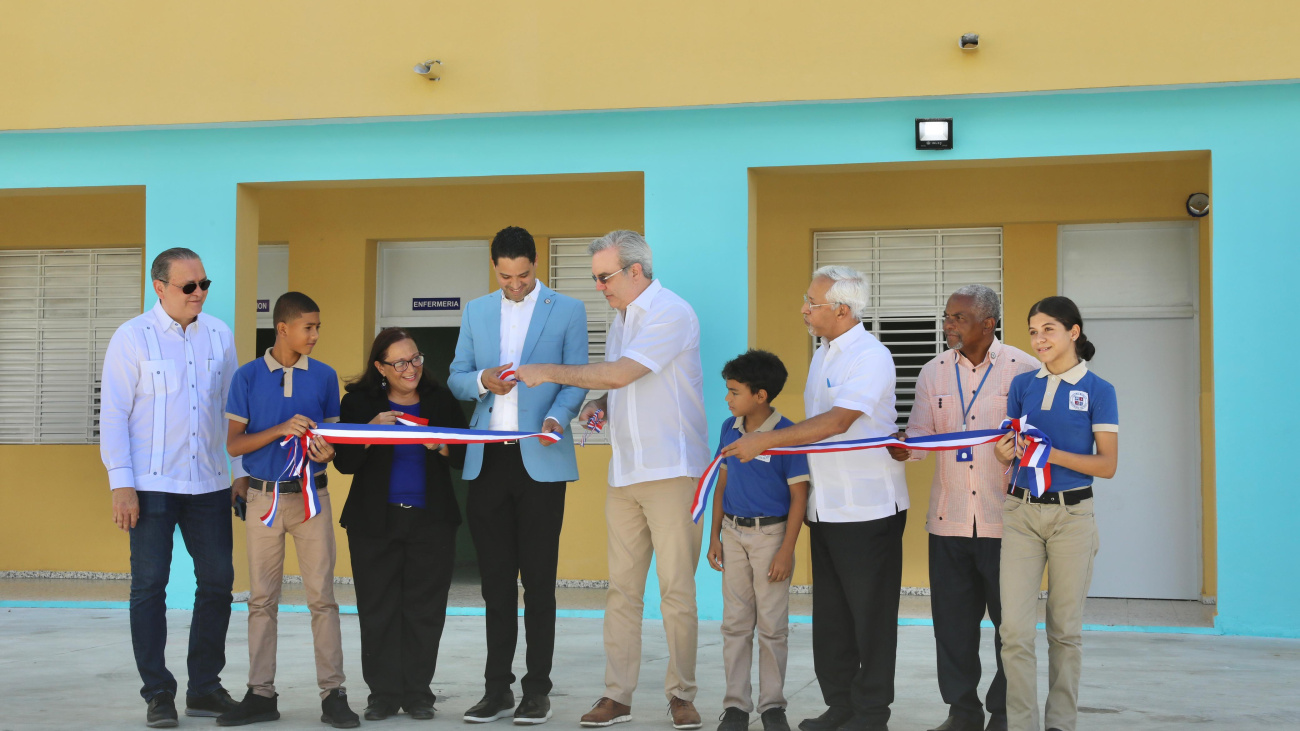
left=798, top=707, right=853, bottom=731
left=985, top=716, right=1007, bottom=731
left=217, top=690, right=280, bottom=726
left=514, top=694, right=552, bottom=725
left=187, top=688, right=240, bottom=717
left=465, top=690, right=516, bottom=723
left=928, top=714, right=984, bottom=731
left=761, top=708, right=791, bottom=731
left=322, top=689, right=360, bottom=729
left=835, top=716, right=888, bottom=731
left=146, top=692, right=179, bottom=728
left=365, top=701, right=400, bottom=721
left=718, top=708, right=749, bottom=731
left=407, top=702, right=437, bottom=721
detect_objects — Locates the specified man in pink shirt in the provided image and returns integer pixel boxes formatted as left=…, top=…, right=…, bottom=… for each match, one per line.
left=888, top=285, right=1037, bottom=731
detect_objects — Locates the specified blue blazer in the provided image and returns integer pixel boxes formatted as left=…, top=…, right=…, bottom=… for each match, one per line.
left=448, top=282, right=589, bottom=482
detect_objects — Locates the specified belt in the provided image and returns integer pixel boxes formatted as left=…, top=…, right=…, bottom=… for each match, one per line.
left=725, top=513, right=788, bottom=528
left=249, top=474, right=328, bottom=494
left=485, top=440, right=519, bottom=446
left=1007, top=485, right=1092, bottom=505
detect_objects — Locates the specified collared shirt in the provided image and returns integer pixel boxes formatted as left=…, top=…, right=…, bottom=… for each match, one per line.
left=1007, top=360, right=1119, bottom=492
left=804, top=323, right=909, bottom=523
left=225, top=349, right=340, bottom=481
left=906, top=339, right=1039, bottom=538
left=716, top=410, right=810, bottom=518
left=99, top=302, right=246, bottom=494
left=475, top=285, right=540, bottom=431
left=605, top=279, right=710, bottom=487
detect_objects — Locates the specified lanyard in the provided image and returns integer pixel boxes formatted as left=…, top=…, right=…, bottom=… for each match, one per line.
left=955, top=355, right=994, bottom=432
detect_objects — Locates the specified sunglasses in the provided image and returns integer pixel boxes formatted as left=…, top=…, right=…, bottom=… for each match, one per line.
left=157, top=278, right=212, bottom=295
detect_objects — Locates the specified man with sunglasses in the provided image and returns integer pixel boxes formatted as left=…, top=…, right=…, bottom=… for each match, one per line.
left=449, top=226, right=589, bottom=725
left=100, top=247, right=248, bottom=727
left=514, top=230, right=710, bottom=731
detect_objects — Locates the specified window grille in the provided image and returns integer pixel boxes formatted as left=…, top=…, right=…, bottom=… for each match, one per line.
left=0, top=248, right=143, bottom=444
left=813, top=228, right=1003, bottom=422
left=547, top=237, right=611, bottom=444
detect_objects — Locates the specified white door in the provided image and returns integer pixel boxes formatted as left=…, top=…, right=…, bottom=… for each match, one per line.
left=1058, top=222, right=1202, bottom=600
left=376, top=240, right=489, bottom=329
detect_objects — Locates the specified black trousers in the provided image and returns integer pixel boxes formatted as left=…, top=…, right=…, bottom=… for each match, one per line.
left=929, top=531, right=1006, bottom=720
left=348, top=506, right=457, bottom=708
left=468, top=443, right=566, bottom=696
left=809, top=510, right=907, bottom=726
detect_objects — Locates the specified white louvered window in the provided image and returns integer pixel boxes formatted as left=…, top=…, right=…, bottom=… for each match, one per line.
left=0, top=248, right=143, bottom=444
left=547, top=237, right=611, bottom=444
left=813, top=228, right=1003, bottom=423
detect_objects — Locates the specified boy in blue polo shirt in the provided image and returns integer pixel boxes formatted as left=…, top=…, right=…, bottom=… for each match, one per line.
left=706, top=350, right=810, bottom=731
left=220, top=292, right=358, bottom=729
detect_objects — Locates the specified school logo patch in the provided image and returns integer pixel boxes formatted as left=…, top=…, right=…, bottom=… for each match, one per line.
left=1069, top=390, right=1089, bottom=411
left=755, top=454, right=772, bottom=463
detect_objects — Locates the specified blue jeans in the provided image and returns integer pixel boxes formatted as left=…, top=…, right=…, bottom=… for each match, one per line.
left=129, top=488, right=234, bottom=701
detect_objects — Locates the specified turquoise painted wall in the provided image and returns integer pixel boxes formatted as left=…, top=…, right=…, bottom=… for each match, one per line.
left=3, top=82, right=1298, bottom=637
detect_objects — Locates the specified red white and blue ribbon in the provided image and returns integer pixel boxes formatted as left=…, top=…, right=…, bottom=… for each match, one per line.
left=581, top=409, right=605, bottom=447
left=261, top=433, right=322, bottom=528
left=1001, top=417, right=1054, bottom=497
left=309, top=421, right=562, bottom=446
left=689, top=421, right=1054, bottom=523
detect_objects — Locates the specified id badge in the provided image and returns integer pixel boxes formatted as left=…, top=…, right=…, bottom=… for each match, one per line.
left=956, top=448, right=974, bottom=463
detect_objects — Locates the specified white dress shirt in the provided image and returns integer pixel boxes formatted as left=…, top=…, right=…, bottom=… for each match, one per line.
left=605, top=279, right=710, bottom=487
left=804, top=323, right=908, bottom=522
left=476, top=285, right=540, bottom=432
left=99, top=302, right=246, bottom=494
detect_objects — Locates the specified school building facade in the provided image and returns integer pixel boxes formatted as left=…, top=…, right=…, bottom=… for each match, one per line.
left=1, top=2, right=1297, bottom=638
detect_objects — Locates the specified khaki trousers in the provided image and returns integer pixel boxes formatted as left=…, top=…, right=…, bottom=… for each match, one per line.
left=245, top=486, right=345, bottom=698
left=999, top=495, right=1099, bottom=731
left=720, top=517, right=791, bottom=713
left=603, top=476, right=703, bottom=705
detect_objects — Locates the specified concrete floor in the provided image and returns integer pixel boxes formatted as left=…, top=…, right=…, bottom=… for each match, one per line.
left=2, top=606, right=1297, bottom=731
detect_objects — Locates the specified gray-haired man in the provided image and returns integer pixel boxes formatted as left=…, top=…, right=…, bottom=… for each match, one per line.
left=887, top=285, right=1037, bottom=731
left=514, top=230, right=710, bottom=730
left=723, top=267, right=907, bottom=731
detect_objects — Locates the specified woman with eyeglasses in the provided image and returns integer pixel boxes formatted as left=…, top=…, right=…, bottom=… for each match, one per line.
left=334, top=327, right=468, bottom=721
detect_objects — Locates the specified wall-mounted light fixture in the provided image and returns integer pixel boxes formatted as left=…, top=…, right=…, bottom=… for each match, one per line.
left=1186, top=192, right=1210, bottom=217
left=413, top=59, right=443, bottom=81
left=916, top=118, right=953, bottom=150
left=960, top=33, right=980, bottom=50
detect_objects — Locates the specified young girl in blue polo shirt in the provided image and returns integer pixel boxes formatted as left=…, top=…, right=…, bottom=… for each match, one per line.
left=994, top=296, right=1118, bottom=731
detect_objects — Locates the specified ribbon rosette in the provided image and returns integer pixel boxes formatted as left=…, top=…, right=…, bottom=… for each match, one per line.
left=690, top=427, right=1012, bottom=524
left=580, top=409, right=605, bottom=447
left=1000, top=417, right=1054, bottom=497
left=260, top=432, right=322, bottom=528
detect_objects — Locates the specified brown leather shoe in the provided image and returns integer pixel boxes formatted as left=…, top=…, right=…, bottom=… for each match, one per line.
left=580, top=698, right=632, bottom=727
left=668, top=698, right=702, bottom=730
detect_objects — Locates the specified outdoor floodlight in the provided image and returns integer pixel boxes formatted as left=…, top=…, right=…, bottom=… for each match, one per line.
left=916, top=118, right=954, bottom=150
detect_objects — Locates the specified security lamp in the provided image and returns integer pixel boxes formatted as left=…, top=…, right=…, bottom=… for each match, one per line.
left=960, top=33, right=980, bottom=50
left=413, top=59, right=442, bottom=80
left=1186, top=193, right=1210, bottom=217
left=916, top=118, right=953, bottom=150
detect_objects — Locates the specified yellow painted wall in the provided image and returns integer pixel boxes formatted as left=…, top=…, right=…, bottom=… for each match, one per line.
left=3, top=2, right=1298, bottom=130
left=256, top=176, right=642, bottom=580
left=0, top=190, right=145, bottom=572
left=751, top=153, right=1216, bottom=592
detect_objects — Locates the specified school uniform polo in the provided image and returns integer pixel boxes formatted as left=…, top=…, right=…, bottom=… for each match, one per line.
left=225, top=349, right=340, bottom=481
left=225, top=348, right=347, bottom=699
left=716, top=410, right=810, bottom=518
left=1005, top=360, right=1118, bottom=492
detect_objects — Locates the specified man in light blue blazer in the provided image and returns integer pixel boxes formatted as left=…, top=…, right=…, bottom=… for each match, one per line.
left=448, top=226, right=588, bottom=726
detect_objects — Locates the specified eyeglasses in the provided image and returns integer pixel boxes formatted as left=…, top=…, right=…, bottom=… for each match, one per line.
left=156, top=278, right=212, bottom=295
left=591, top=267, right=626, bottom=284
left=802, top=294, right=842, bottom=310
left=381, top=354, right=425, bottom=372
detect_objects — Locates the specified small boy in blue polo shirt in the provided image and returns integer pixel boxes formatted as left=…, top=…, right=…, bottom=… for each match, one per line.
left=706, top=350, right=810, bottom=731
left=221, top=292, right=358, bottom=728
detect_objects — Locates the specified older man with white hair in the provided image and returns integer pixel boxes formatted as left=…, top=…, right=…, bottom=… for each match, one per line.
left=722, top=266, right=906, bottom=731
left=515, top=230, right=710, bottom=731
